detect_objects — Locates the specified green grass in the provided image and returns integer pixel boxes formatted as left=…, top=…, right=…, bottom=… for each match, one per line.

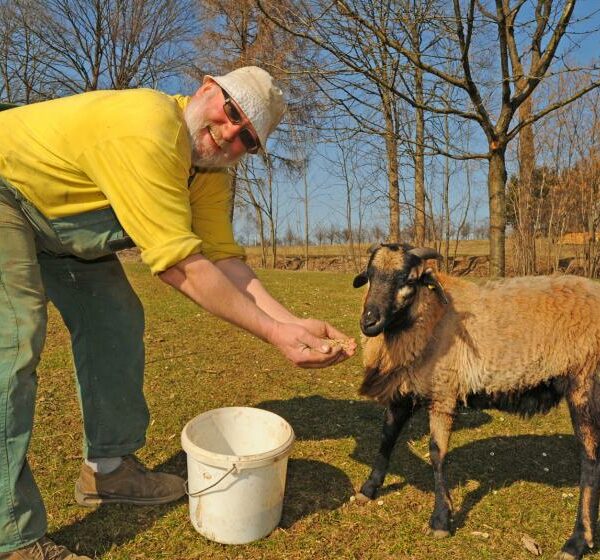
left=34, top=264, right=599, bottom=559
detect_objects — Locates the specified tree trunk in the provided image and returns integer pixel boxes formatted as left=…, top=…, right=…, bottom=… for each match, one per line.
left=303, top=166, right=309, bottom=270
left=442, top=111, right=450, bottom=271
left=254, top=203, right=267, bottom=267
left=515, top=95, right=537, bottom=275
left=382, top=91, right=400, bottom=243
left=443, top=156, right=450, bottom=272
left=267, top=166, right=277, bottom=269
left=414, top=65, right=426, bottom=246
left=386, top=134, right=400, bottom=243
left=488, top=148, right=507, bottom=277
left=270, top=217, right=277, bottom=268
left=345, top=174, right=355, bottom=271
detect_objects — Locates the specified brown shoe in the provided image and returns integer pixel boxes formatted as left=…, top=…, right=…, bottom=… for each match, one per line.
left=74, top=455, right=185, bottom=507
left=0, top=536, right=91, bottom=559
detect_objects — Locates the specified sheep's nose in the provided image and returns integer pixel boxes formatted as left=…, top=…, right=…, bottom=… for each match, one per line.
left=361, top=306, right=383, bottom=336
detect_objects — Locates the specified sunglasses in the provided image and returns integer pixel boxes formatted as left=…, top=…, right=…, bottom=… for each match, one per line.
left=221, top=89, right=261, bottom=154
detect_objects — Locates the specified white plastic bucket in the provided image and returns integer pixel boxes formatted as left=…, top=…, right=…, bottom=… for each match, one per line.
left=181, top=406, right=295, bottom=544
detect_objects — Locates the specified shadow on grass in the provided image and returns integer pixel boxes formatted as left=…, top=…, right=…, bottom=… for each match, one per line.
left=51, top=449, right=353, bottom=556
left=52, top=396, right=579, bottom=555
left=51, top=451, right=187, bottom=557
left=258, top=395, right=579, bottom=532
left=281, top=458, right=354, bottom=528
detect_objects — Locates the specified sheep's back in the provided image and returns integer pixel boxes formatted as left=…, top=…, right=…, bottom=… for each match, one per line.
left=449, top=275, right=600, bottom=396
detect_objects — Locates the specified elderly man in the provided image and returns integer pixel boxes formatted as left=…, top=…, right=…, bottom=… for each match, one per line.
left=0, top=66, right=355, bottom=559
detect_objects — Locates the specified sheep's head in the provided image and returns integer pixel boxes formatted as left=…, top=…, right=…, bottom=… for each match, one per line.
left=353, top=243, right=446, bottom=337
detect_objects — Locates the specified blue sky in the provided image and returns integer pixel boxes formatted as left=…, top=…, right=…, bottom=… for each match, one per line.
left=159, top=2, right=600, bottom=243
left=266, top=1, right=600, bottom=242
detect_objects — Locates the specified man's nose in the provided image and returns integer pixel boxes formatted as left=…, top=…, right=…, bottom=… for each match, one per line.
left=221, top=120, right=243, bottom=143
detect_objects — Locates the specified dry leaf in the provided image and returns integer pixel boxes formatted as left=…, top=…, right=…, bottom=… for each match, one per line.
left=521, top=534, right=542, bottom=556
left=471, top=531, right=489, bottom=539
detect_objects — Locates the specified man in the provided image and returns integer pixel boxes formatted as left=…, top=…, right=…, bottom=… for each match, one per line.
left=0, top=66, right=355, bottom=559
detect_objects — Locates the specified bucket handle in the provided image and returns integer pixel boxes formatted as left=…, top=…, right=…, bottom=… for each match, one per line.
left=185, top=465, right=237, bottom=497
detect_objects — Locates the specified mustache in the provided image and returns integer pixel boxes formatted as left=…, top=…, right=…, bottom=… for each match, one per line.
left=206, top=125, right=233, bottom=155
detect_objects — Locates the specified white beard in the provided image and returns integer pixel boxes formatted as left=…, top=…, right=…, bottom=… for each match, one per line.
left=184, top=94, right=242, bottom=168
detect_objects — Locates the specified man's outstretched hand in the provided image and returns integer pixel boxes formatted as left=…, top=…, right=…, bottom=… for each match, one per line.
left=269, top=319, right=357, bottom=368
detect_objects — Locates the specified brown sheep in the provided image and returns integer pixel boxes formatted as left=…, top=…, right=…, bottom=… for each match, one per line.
left=353, top=243, right=600, bottom=560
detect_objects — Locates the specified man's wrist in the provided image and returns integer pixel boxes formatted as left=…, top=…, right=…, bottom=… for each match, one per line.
left=263, top=318, right=283, bottom=347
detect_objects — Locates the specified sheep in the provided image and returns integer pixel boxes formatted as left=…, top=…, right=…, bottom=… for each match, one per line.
left=352, top=242, right=600, bottom=560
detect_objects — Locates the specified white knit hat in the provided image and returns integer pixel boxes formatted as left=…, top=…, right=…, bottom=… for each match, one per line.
left=205, top=66, right=286, bottom=151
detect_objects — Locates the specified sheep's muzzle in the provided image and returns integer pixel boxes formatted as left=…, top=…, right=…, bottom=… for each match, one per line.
left=360, top=303, right=390, bottom=336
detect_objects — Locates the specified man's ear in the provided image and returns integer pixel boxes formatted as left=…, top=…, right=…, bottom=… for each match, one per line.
left=192, top=85, right=205, bottom=99
left=353, top=271, right=368, bottom=288
left=421, top=269, right=448, bottom=304
left=196, top=77, right=217, bottom=97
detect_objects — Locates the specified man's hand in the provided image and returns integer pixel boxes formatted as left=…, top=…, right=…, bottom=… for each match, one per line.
left=160, top=255, right=356, bottom=368
left=269, top=321, right=356, bottom=368
left=298, top=318, right=355, bottom=344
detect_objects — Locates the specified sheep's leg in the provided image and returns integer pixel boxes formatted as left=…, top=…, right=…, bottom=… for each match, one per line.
left=428, top=404, right=455, bottom=538
left=358, top=395, right=418, bottom=500
left=558, top=398, right=600, bottom=560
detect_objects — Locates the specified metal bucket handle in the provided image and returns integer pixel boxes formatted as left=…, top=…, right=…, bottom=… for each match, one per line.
left=185, top=464, right=238, bottom=497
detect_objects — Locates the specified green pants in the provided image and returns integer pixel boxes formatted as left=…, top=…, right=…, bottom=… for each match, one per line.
left=0, top=182, right=149, bottom=550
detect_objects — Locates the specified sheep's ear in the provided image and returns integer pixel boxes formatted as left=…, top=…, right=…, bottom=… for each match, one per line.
left=367, top=243, right=381, bottom=254
left=353, top=271, right=368, bottom=288
left=422, top=269, right=448, bottom=304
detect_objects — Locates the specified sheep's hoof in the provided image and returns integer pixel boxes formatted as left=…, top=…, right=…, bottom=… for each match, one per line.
left=354, top=492, right=372, bottom=505
left=429, top=528, right=451, bottom=539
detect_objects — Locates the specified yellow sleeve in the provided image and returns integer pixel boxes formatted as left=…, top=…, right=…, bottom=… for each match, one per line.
left=77, top=132, right=204, bottom=274
left=189, top=169, right=246, bottom=262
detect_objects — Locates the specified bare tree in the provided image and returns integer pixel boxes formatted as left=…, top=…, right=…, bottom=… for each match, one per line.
left=104, top=0, right=196, bottom=89
left=258, top=0, right=600, bottom=276
left=508, top=73, right=600, bottom=276
left=0, top=0, right=53, bottom=102
left=257, top=0, right=447, bottom=246
left=330, top=125, right=358, bottom=270
left=302, top=159, right=310, bottom=269
left=235, top=158, right=276, bottom=267
left=192, top=0, right=321, bottom=269
left=1, top=0, right=197, bottom=98
left=406, top=0, right=434, bottom=246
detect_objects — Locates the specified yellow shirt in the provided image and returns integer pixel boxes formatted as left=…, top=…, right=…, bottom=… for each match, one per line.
left=0, top=89, right=245, bottom=273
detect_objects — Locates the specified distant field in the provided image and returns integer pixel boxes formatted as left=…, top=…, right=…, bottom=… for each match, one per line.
left=245, top=239, right=585, bottom=275
left=244, top=239, right=491, bottom=258
left=119, top=239, right=586, bottom=275
left=34, top=264, right=592, bottom=559
left=245, top=239, right=584, bottom=258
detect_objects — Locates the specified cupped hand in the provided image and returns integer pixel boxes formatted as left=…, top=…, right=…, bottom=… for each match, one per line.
left=297, top=318, right=357, bottom=354
left=270, top=320, right=357, bottom=368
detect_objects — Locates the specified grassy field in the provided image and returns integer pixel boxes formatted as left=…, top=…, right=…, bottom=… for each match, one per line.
left=34, top=264, right=598, bottom=559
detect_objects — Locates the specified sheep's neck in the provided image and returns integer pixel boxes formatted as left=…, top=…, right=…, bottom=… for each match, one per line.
left=361, top=289, right=446, bottom=403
